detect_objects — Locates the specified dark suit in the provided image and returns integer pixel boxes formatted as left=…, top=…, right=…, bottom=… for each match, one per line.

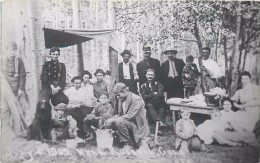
left=140, top=81, right=167, bottom=123
left=118, top=62, right=137, bottom=94
left=137, top=58, right=161, bottom=85
left=161, top=59, right=185, bottom=99
left=39, top=60, right=66, bottom=102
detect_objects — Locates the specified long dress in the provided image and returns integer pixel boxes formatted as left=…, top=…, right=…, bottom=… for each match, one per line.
left=213, top=84, right=260, bottom=147
left=230, top=84, right=260, bottom=132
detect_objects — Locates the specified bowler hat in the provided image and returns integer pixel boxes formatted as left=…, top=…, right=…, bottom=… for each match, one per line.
left=120, top=50, right=132, bottom=57
left=164, top=48, right=177, bottom=55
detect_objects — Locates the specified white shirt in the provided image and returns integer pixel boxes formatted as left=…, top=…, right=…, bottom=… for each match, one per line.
left=65, top=87, right=86, bottom=108
left=168, top=60, right=178, bottom=77
left=81, top=83, right=95, bottom=107
left=194, top=58, right=222, bottom=78
left=122, top=101, right=127, bottom=114
left=123, top=62, right=131, bottom=79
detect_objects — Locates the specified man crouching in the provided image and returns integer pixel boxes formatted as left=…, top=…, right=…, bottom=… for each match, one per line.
left=51, top=95, right=78, bottom=141
left=104, top=83, right=150, bottom=149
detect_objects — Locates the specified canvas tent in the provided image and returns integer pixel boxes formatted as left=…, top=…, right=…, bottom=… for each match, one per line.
left=43, top=27, right=116, bottom=48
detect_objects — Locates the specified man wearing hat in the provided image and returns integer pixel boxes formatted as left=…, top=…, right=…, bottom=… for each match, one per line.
left=104, top=83, right=150, bottom=149
left=39, top=46, right=66, bottom=109
left=161, top=48, right=185, bottom=99
left=118, top=49, right=138, bottom=94
left=137, top=45, right=161, bottom=86
left=50, top=93, right=78, bottom=141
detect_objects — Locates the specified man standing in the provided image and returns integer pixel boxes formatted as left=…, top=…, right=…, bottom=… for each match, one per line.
left=2, top=41, right=27, bottom=137
left=137, top=45, right=161, bottom=86
left=161, top=48, right=185, bottom=99
left=140, top=69, right=168, bottom=132
left=194, top=47, right=222, bottom=90
left=105, top=83, right=150, bottom=149
left=118, top=49, right=138, bottom=94
left=39, top=47, right=66, bottom=108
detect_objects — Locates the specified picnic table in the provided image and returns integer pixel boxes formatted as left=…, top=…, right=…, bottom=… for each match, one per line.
left=166, top=101, right=217, bottom=131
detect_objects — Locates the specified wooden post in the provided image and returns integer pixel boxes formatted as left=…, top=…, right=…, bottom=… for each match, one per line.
left=108, top=0, right=118, bottom=82
left=72, top=0, right=84, bottom=76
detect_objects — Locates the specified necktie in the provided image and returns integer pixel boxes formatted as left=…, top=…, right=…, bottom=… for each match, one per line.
left=170, top=61, right=177, bottom=77
left=146, top=60, right=150, bottom=68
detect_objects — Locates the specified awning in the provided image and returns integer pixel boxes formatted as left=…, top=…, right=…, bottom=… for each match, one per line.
left=43, top=28, right=116, bottom=48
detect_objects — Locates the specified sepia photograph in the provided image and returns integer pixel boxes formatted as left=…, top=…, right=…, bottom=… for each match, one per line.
left=0, top=0, right=260, bottom=162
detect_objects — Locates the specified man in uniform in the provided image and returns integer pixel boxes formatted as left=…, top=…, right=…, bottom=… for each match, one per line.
left=137, top=45, right=161, bottom=86
left=39, top=46, right=66, bottom=108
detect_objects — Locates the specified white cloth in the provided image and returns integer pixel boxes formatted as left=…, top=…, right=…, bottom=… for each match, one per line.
left=81, top=83, right=95, bottom=107
left=65, top=87, right=86, bottom=108
left=122, top=101, right=127, bottom=114
left=197, top=119, right=226, bottom=145
left=194, top=58, right=222, bottom=78
left=168, top=60, right=178, bottom=77
left=123, top=62, right=131, bottom=79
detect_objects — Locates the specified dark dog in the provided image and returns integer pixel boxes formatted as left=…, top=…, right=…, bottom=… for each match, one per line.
left=27, top=101, right=52, bottom=141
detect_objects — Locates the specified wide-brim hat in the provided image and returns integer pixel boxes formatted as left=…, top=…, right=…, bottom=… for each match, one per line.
left=54, top=103, right=68, bottom=111
left=142, top=46, right=151, bottom=52
left=120, top=50, right=132, bottom=57
left=51, top=92, right=69, bottom=106
left=164, top=48, right=177, bottom=55
left=94, top=69, right=106, bottom=76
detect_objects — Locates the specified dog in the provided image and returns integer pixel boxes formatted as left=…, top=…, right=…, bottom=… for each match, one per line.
left=27, top=101, right=53, bottom=141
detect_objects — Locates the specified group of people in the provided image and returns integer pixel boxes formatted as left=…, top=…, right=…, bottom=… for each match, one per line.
left=2, top=41, right=259, bottom=152
left=175, top=71, right=260, bottom=153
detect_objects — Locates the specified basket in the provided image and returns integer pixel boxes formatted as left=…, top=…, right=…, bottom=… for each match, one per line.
left=95, top=126, right=113, bottom=149
left=205, top=94, right=220, bottom=107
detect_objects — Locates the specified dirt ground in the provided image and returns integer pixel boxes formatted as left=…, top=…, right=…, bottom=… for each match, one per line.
left=3, top=126, right=259, bottom=163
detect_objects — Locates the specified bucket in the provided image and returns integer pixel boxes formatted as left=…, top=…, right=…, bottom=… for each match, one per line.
left=66, top=139, right=78, bottom=149
left=95, top=127, right=113, bottom=149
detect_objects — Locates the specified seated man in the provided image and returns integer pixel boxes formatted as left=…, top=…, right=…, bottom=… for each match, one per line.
left=104, top=83, right=150, bottom=149
left=140, top=69, right=168, bottom=132
left=65, top=76, right=94, bottom=138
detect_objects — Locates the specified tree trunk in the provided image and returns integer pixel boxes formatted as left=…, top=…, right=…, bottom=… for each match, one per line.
left=242, top=32, right=249, bottom=71
left=72, top=0, right=84, bottom=76
left=223, top=35, right=229, bottom=92
left=193, top=20, right=208, bottom=94
left=230, top=3, right=242, bottom=96
left=214, top=28, right=220, bottom=62
left=237, top=29, right=244, bottom=70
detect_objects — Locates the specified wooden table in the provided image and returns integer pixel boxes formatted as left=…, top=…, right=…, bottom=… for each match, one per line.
left=166, top=102, right=217, bottom=132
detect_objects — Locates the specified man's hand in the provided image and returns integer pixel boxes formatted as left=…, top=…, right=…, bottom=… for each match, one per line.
left=184, top=74, right=191, bottom=78
left=104, top=117, right=116, bottom=127
left=201, top=66, right=213, bottom=76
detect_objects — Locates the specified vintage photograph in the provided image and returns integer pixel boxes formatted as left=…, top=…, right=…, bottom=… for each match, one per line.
left=1, top=0, right=260, bottom=162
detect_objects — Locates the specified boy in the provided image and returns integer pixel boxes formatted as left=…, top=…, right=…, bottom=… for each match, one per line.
left=182, top=55, right=198, bottom=98
left=51, top=100, right=78, bottom=141
left=83, top=94, right=114, bottom=139
left=175, top=109, right=197, bottom=153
